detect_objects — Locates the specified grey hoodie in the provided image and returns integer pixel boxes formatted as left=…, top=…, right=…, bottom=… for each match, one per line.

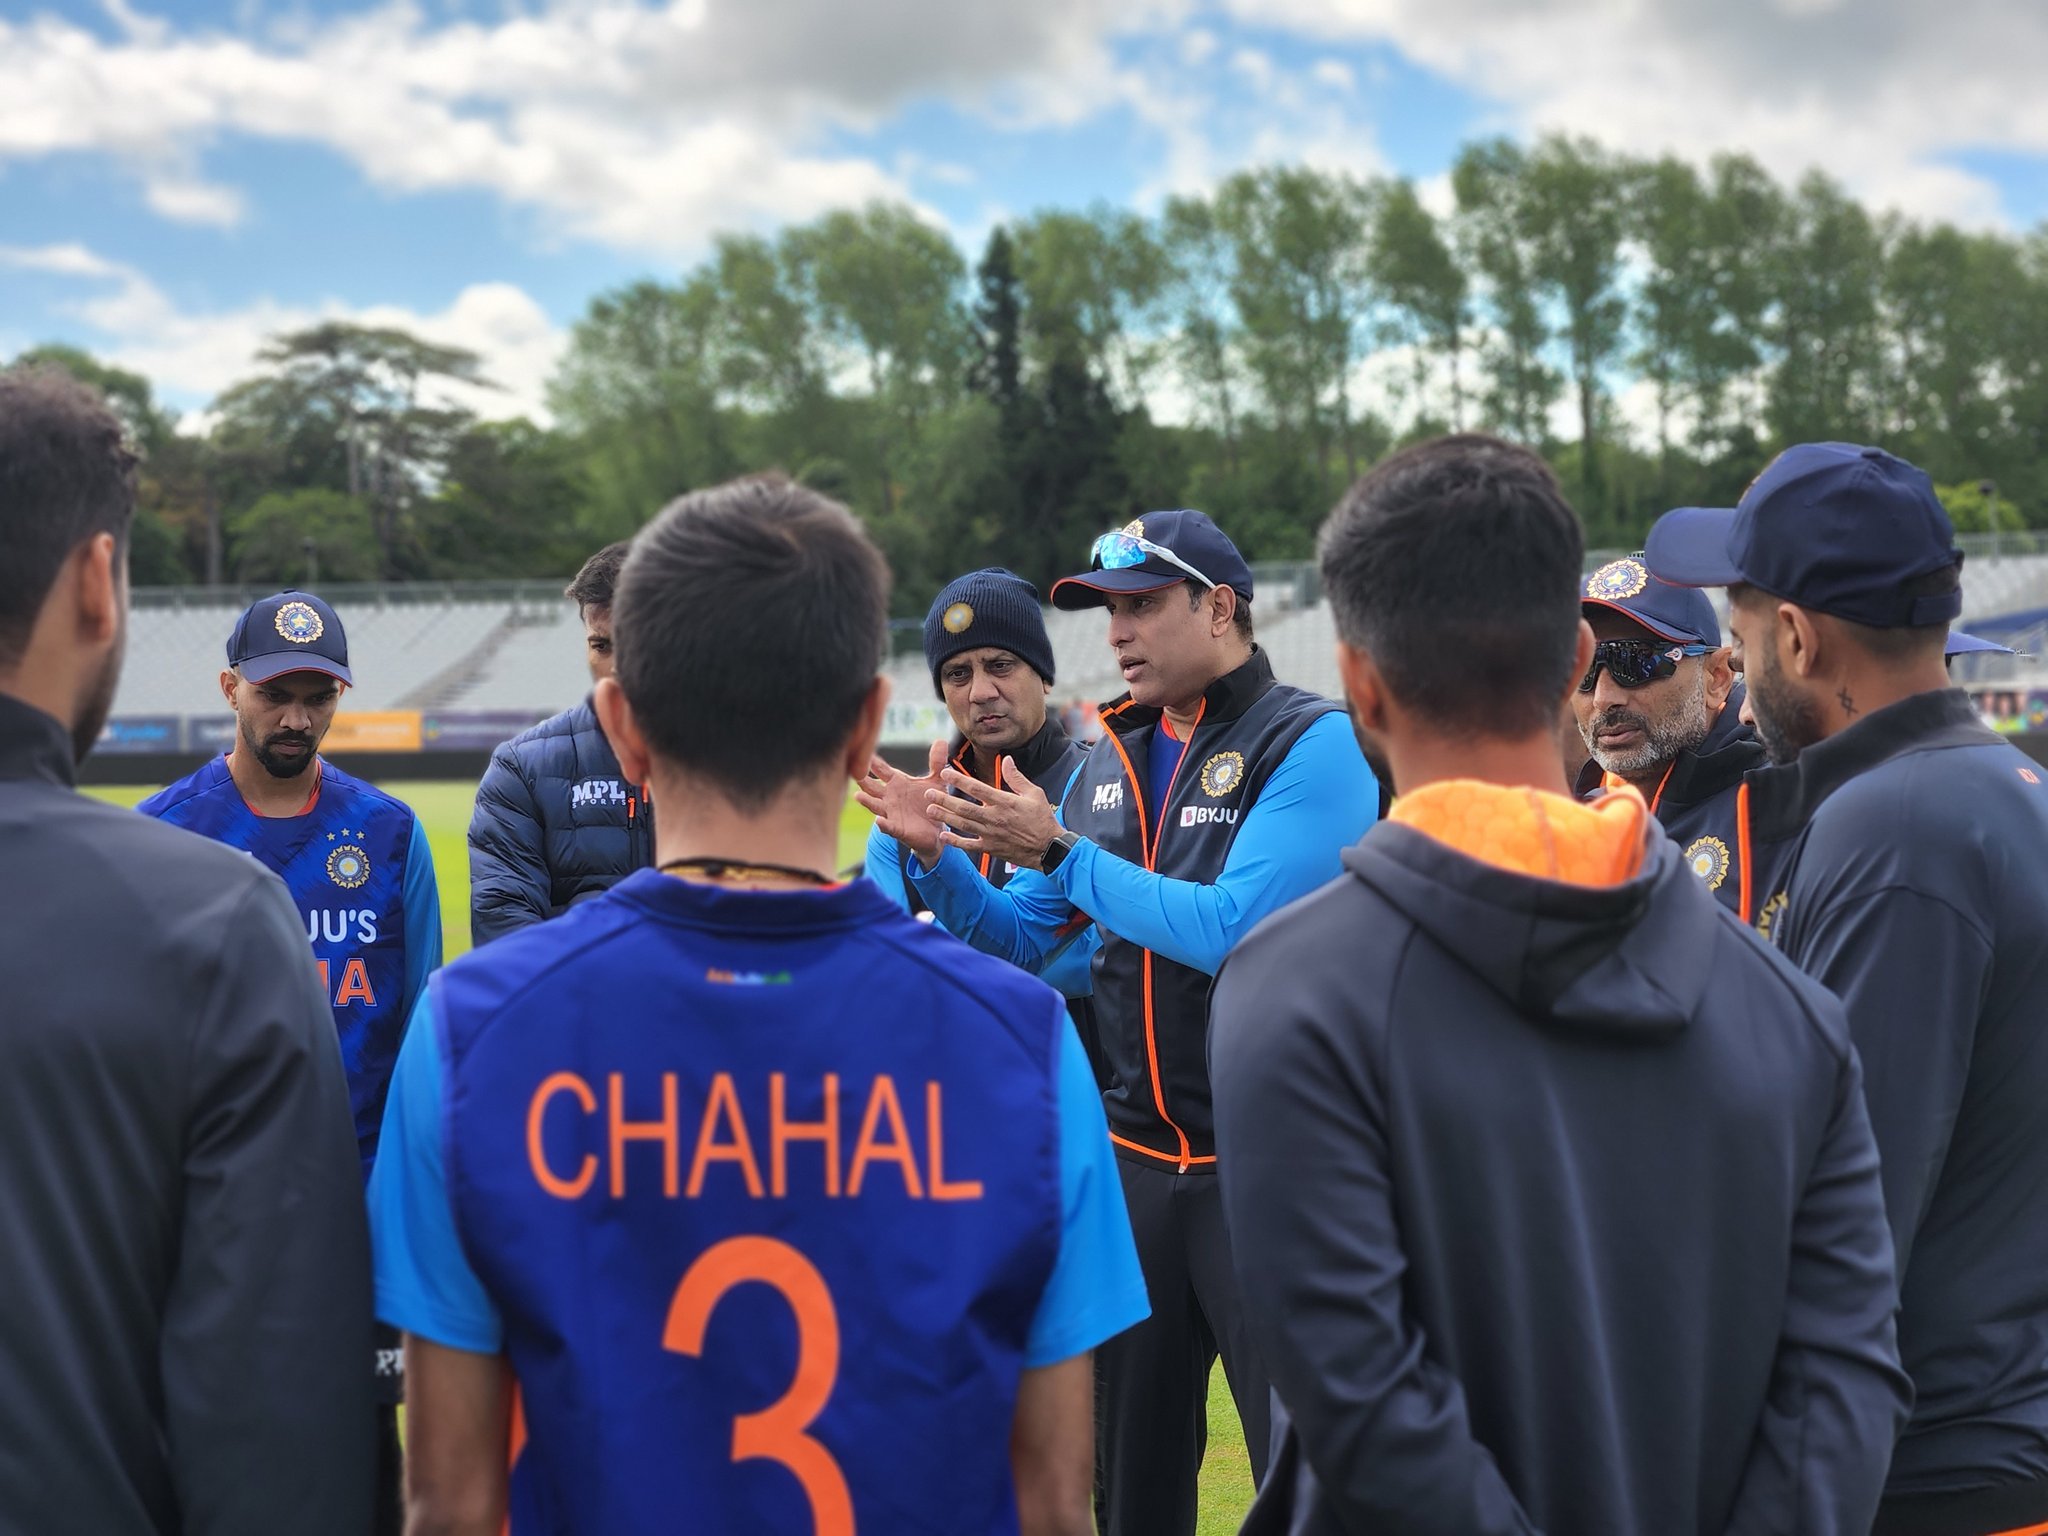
left=1211, top=811, right=1911, bottom=1534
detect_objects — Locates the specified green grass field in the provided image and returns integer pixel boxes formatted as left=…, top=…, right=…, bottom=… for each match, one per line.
left=87, top=776, right=1257, bottom=1530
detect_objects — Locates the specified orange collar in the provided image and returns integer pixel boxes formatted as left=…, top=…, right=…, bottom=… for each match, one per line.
left=1392, top=779, right=1651, bottom=887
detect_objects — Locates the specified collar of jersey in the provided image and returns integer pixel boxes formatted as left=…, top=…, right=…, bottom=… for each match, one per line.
left=617, top=865, right=894, bottom=933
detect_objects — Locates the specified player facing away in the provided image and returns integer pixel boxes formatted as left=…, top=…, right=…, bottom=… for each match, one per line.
left=370, top=474, right=1148, bottom=1535
left=138, top=587, right=442, bottom=1530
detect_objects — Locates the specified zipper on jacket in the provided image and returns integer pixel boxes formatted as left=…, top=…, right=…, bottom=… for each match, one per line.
left=1103, top=700, right=1207, bottom=1172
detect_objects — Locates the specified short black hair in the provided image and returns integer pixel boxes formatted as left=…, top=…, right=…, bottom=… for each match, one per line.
left=1732, top=564, right=1959, bottom=661
left=1320, top=434, right=1584, bottom=738
left=565, top=540, right=630, bottom=613
left=0, top=365, right=138, bottom=669
left=613, top=474, right=889, bottom=810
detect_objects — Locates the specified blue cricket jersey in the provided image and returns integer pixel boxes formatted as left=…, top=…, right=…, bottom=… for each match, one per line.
left=138, top=755, right=441, bottom=1175
left=370, top=868, right=1148, bottom=1535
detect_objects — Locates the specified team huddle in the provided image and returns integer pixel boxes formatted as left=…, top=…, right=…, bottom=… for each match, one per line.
left=3, top=362, right=2047, bottom=1536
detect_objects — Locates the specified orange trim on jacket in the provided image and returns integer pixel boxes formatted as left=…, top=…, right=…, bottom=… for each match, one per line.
left=1098, top=698, right=1209, bottom=1171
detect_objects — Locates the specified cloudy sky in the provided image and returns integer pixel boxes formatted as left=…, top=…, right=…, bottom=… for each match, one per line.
left=4, top=0, right=2047, bottom=422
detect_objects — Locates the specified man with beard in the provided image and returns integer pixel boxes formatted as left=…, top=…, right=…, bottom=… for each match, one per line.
left=1649, top=442, right=2048, bottom=1536
left=140, top=588, right=442, bottom=1533
left=0, top=367, right=373, bottom=1533
left=1572, top=554, right=1764, bottom=908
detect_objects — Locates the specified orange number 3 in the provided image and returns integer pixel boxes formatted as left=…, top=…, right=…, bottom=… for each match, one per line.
left=665, top=1236, right=856, bottom=1536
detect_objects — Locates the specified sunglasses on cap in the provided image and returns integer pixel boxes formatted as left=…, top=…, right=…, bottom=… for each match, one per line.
left=1578, top=639, right=1716, bottom=693
left=1090, top=530, right=1216, bottom=589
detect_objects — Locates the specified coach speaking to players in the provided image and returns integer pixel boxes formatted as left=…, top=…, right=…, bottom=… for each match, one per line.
left=861, top=510, right=1377, bottom=1536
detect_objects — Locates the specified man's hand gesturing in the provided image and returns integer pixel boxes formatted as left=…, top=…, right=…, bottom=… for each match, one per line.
left=853, top=741, right=949, bottom=868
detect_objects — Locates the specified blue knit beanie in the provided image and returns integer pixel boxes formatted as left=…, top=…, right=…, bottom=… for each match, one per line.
left=922, top=569, right=1056, bottom=697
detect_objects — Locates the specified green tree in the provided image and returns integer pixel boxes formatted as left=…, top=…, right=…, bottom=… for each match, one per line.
left=226, top=488, right=378, bottom=583
left=217, top=323, right=490, bottom=577
left=1012, top=207, right=1167, bottom=411
left=549, top=276, right=737, bottom=535
left=1370, top=178, right=1468, bottom=430
left=1451, top=139, right=1559, bottom=443
left=1766, top=173, right=1887, bottom=447
left=788, top=203, right=970, bottom=514
left=1522, top=135, right=1629, bottom=515
left=1215, top=166, right=1375, bottom=486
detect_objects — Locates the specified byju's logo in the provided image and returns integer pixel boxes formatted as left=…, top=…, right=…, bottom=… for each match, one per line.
left=1179, top=805, right=1239, bottom=828
left=572, top=778, right=628, bottom=811
left=1091, top=781, right=1124, bottom=814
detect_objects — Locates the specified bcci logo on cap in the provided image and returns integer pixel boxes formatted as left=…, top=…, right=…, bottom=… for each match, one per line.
left=1586, top=558, right=1649, bottom=601
left=942, top=602, right=975, bottom=634
left=275, top=600, right=325, bottom=644
left=1684, top=835, right=1730, bottom=891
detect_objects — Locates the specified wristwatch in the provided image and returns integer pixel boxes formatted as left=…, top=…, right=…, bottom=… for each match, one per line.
left=1041, top=830, right=1081, bottom=872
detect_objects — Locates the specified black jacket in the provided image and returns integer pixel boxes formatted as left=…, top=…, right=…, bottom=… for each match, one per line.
left=468, top=697, right=654, bottom=947
left=1211, top=799, right=1909, bottom=1535
left=1576, top=681, right=1766, bottom=910
left=1061, top=650, right=1339, bottom=1170
left=0, top=694, right=374, bottom=1535
left=1746, top=687, right=2048, bottom=1501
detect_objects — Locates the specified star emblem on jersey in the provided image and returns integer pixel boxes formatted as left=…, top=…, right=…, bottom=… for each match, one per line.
left=1586, top=558, right=1649, bottom=601
left=275, top=601, right=324, bottom=644
left=942, top=601, right=975, bottom=634
left=328, top=838, right=370, bottom=889
left=1684, top=835, right=1730, bottom=891
left=1199, top=751, right=1245, bottom=798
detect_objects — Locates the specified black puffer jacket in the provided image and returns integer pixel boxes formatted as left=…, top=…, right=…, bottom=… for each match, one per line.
left=467, top=698, right=654, bottom=947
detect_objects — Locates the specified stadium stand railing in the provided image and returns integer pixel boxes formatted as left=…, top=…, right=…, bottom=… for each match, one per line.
left=98, top=539, right=2048, bottom=767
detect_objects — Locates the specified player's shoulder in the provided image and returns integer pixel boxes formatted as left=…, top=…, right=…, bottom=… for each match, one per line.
left=135, top=755, right=232, bottom=819
left=861, top=892, right=1068, bottom=1044
left=63, top=789, right=284, bottom=913
left=505, top=700, right=590, bottom=748
left=320, top=761, right=418, bottom=825
left=436, top=881, right=646, bottom=1017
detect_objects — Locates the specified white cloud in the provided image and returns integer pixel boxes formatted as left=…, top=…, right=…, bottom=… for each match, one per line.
left=0, top=244, right=564, bottom=422
left=1312, top=58, right=1356, bottom=92
left=1230, top=47, right=1275, bottom=93
left=0, top=0, right=1181, bottom=254
left=1223, top=0, right=2048, bottom=226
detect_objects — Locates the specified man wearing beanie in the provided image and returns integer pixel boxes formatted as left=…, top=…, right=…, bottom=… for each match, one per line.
left=859, top=512, right=1379, bottom=1536
left=864, top=570, right=1103, bottom=1023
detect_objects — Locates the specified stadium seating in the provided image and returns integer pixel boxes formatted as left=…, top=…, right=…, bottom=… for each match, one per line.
left=110, top=550, right=2048, bottom=742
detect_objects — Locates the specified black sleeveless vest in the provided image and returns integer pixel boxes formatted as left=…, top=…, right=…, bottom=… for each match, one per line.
left=1061, top=648, right=1338, bottom=1171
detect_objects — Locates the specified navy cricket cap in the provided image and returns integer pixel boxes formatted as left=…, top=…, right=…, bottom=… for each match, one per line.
left=1049, top=510, right=1254, bottom=612
left=1946, top=629, right=2016, bottom=658
left=226, top=590, right=353, bottom=685
left=1582, top=553, right=1721, bottom=646
left=1645, top=443, right=1963, bottom=629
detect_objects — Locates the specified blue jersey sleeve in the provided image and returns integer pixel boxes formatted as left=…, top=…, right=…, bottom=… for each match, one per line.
left=863, top=824, right=915, bottom=914
left=908, top=848, right=1079, bottom=973
left=399, top=817, right=443, bottom=1024
left=1023, top=1009, right=1150, bottom=1367
left=1047, top=712, right=1375, bottom=975
left=368, top=991, right=503, bottom=1354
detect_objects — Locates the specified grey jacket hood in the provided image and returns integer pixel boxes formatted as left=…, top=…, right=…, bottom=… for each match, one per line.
left=1343, top=821, right=1717, bottom=1038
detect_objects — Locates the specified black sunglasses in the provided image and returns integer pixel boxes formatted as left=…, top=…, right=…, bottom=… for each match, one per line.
left=1579, top=639, right=1716, bottom=692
